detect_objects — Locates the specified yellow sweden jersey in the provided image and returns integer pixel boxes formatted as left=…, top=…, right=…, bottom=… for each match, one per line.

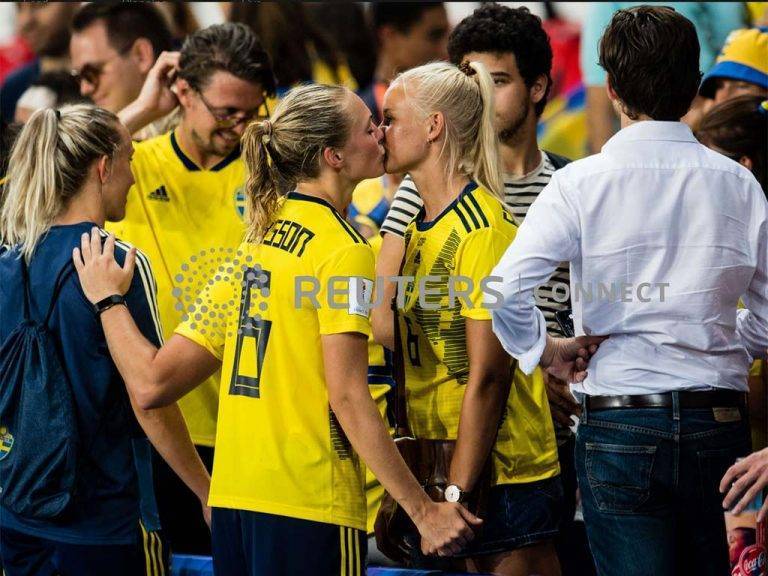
left=175, top=192, right=374, bottom=530
left=107, top=131, right=247, bottom=447
left=400, top=182, right=560, bottom=485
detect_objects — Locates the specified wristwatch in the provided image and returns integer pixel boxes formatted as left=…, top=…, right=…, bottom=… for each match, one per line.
left=444, top=484, right=467, bottom=503
left=94, top=294, right=127, bottom=316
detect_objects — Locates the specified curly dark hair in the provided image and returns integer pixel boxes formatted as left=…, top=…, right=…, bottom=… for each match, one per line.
left=178, top=23, right=277, bottom=97
left=448, top=3, right=552, bottom=116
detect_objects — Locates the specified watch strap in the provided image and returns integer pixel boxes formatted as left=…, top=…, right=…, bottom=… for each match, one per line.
left=94, top=294, right=126, bottom=316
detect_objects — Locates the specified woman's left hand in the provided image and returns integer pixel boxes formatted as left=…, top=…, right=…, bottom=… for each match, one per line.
left=72, top=227, right=136, bottom=304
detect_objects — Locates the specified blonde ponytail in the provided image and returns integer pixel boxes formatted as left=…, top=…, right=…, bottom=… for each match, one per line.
left=241, top=83, right=352, bottom=243
left=242, top=119, right=282, bottom=243
left=394, top=61, right=504, bottom=200
left=0, top=104, right=121, bottom=260
left=1, top=108, right=60, bottom=259
left=466, top=61, right=504, bottom=200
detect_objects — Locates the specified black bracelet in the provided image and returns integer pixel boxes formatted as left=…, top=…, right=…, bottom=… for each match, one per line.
left=94, top=294, right=126, bottom=316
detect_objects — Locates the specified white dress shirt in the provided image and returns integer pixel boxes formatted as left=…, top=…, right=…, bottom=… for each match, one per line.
left=490, top=121, right=768, bottom=396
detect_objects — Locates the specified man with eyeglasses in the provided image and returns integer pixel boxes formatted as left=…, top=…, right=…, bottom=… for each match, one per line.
left=70, top=3, right=173, bottom=122
left=106, top=22, right=276, bottom=557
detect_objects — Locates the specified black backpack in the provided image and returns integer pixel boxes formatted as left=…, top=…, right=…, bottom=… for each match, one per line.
left=0, top=259, right=79, bottom=519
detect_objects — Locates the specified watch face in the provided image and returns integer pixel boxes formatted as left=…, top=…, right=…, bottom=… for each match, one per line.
left=445, top=485, right=461, bottom=503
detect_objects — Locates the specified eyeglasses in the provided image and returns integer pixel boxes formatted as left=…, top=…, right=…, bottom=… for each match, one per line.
left=70, top=47, right=130, bottom=91
left=196, top=89, right=270, bottom=129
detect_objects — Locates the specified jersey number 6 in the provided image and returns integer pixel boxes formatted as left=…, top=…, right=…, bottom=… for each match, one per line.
left=230, top=267, right=272, bottom=399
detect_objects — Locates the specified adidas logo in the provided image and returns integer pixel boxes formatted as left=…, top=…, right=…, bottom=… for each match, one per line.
left=147, top=185, right=170, bottom=202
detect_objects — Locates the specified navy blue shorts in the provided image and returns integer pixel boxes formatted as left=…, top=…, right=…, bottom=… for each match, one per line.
left=0, top=524, right=169, bottom=576
left=410, top=475, right=563, bottom=566
left=212, top=508, right=366, bottom=576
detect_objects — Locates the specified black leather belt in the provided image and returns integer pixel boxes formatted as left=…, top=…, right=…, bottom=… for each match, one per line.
left=586, top=390, right=746, bottom=410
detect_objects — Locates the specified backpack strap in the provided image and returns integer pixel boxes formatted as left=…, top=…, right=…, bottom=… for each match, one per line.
left=545, top=151, right=572, bottom=171
left=20, top=258, right=75, bottom=327
left=43, top=262, right=76, bottom=329
left=20, top=257, right=32, bottom=322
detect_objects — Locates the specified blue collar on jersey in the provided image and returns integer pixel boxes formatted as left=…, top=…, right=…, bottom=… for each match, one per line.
left=415, top=180, right=478, bottom=231
left=285, top=191, right=367, bottom=245
left=285, top=191, right=339, bottom=211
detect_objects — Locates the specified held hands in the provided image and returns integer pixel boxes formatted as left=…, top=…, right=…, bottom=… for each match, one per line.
left=720, top=447, right=768, bottom=522
left=540, top=334, right=607, bottom=384
left=414, top=500, right=482, bottom=557
left=72, top=228, right=136, bottom=303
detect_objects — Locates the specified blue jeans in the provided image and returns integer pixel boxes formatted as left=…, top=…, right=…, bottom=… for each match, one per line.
left=575, top=396, right=751, bottom=576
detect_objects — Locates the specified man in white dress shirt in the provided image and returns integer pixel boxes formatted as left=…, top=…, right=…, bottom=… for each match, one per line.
left=489, top=6, right=768, bottom=576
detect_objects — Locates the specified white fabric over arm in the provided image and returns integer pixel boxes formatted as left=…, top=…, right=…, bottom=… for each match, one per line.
left=489, top=173, right=581, bottom=373
left=736, top=185, right=768, bottom=359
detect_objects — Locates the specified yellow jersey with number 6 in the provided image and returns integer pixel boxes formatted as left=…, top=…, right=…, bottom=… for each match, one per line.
left=175, top=192, right=374, bottom=530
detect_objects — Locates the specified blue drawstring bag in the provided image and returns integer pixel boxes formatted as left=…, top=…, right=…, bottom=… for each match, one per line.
left=0, top=260, right=79, bottom=519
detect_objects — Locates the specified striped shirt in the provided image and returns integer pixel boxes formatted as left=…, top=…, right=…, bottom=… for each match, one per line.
left=380, top=152, right=571, bottom=336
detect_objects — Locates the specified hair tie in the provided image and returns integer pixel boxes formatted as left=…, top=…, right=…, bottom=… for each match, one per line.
left=459, top=61, right=476, bottom=77
left=760, top=100, right=768, bottom=116
left=54, top=108, right=61, bottom=120
left=261, top=120, right=272, bottom=145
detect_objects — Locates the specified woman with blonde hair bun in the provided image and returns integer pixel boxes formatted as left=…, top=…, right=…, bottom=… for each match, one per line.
left=372, top=61, right=565, bottom=575
left=72, top=83, right=481, bottom=574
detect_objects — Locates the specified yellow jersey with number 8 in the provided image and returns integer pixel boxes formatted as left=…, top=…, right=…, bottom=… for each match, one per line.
left=400, top=182, right=560, bottom=486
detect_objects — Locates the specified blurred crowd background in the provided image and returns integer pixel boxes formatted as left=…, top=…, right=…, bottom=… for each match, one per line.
left=1, top=1, right=766, bottom=163
left=0, top=4, right=765, bottom=575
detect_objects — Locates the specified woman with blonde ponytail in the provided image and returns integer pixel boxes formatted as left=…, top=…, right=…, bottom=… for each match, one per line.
left=371, top=61, right=563, bottom=574
left=72, top=84, right=480, bottom=575
left=0, top=104, right=212, bottom=576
